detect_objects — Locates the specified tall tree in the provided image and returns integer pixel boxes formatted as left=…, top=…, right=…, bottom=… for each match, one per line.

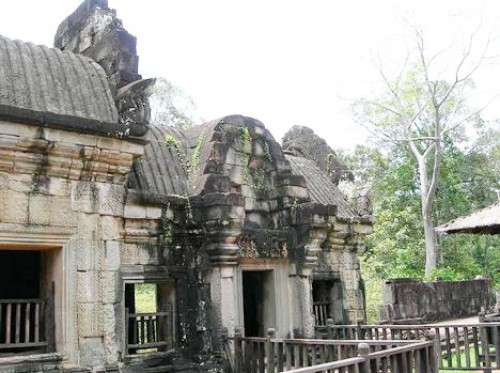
left=352, top=25, right=490, bottom=276
left=149, top=77, right=197, bottom=127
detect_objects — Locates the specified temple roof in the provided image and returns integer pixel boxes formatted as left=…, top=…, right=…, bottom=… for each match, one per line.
left=129, top=118, right=365, bottom=221
left=286, top=154, right=357, bottom=220
left=128, top=121, right=221, bottom=197
left=436, top=202, right=500, bottom=235
left=0, top=35, right=122, bottom=131
left=128, top=125, right=190, bottom=196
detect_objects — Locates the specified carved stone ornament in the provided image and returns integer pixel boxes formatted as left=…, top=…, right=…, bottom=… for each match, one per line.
left=237, top=229, right=288, bottom=259
left=116, top=78, right=156, bottom=126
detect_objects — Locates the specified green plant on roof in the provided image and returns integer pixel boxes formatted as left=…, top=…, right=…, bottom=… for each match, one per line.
left=165, top=134, right=179, bottom=148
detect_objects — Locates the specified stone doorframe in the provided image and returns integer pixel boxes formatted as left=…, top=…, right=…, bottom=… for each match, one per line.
left=0, top=226, right=75, bottom=361
left=236, top=260, right=291, bottom=338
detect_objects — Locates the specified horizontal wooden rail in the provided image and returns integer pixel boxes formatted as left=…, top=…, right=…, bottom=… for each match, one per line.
left=125, top=308, right=173, bottom=355
left=315, top=320, right=500, bottom=371
left=0, top=299, right=47, bottom=351
left=280, top=356, right=366, bottom=373
left=226, top=327, right=437, bottom=372
left=282, top=341, right=436, bottom=373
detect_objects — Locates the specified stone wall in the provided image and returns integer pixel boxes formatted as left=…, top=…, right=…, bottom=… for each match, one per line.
left=381, top=278, right=493, bottom=323
left=0, top=122, right=144, bottom=369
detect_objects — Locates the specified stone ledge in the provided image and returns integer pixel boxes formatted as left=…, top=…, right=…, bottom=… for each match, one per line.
left=0, top=352, right=63, bottom=372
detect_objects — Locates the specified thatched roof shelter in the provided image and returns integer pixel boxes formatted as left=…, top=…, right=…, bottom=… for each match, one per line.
left=436, top=202, right=500, bottom=235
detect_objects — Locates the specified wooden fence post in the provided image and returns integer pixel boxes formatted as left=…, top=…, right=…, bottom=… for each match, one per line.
left=234, top=327, right=244, bottom=373
left=425, top=329, right=438, bottom=373
left=357, top=320, right=363, bottom=340
left=266, top=328, right=277, bottom=373
left=358, top=342, right=370, bottom=373
left=326, top=318, right=334, bottom=340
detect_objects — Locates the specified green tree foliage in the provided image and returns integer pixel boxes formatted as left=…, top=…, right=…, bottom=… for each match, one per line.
left=149, top=77, right=197, bottom=127
left=352, top=25, right=491, bottom=276
left=340, top=125, right=500, bottom=291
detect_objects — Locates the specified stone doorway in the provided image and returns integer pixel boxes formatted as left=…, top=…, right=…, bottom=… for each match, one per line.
left=0, top=249, right=57, bottom=354
left=242, top=270, right=275, bottom=337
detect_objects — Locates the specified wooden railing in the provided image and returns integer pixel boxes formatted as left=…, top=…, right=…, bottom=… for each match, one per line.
left=315, top=320, right=500, bottom=371
left=283, top=341, right=437, bottom=373
left=313, top=301, right=330, bottom=326
left=226, top=327, right=437, bottom=372
left=0, top=299, right=47, bottom=351
left=125, top=309, right=173, bottom=355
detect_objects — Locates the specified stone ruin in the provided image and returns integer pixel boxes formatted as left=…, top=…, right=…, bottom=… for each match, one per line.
left=0, top=0, right=372, bottom=371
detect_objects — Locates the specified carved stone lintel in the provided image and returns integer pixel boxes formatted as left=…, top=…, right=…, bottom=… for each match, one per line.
left=236, top=229, right=288, bottom=259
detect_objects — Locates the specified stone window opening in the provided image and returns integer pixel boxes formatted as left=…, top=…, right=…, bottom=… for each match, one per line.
left=0, top=249, right=57, bottom=355
left=312, top=279, right=344, bottom=325
left=124, top=281, right=175, bottom=355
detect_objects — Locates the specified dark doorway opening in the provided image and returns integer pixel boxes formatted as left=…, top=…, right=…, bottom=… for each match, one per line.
left=243, top=271, right=268, bottom=337
left=0, top=249, right=55, bottom=354
left=0, top=250, right=40, bottom=299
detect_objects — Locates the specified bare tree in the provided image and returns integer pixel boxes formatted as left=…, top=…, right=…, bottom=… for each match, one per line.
left=353, top=24, right=494, bottom=276
left=149, top=77, right=197, bottom=127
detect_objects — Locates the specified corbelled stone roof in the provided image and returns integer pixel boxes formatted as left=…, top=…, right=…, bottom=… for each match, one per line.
left=286, top=154, right=357, bottom=220
left=0, top=35, right=119, bottom=125
left=129, top=118, right=365, bottom=222
left=128, top=125, right=190, bottom=196
left=282, top=125, right=354, bottom=185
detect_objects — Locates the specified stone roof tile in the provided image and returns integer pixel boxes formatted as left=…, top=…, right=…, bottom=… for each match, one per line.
left=286, top=154, right=358, bottom=219
left=0, top=35, right=118, bottom=124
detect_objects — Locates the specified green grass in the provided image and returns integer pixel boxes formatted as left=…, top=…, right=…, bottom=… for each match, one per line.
left=438, top=346, right=496, bottom=372
left=134, top=283, right=157, bottom=313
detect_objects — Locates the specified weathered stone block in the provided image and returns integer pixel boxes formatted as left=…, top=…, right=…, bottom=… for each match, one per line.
left=96, top=137, right=123, bottom=152
left=102, top=303, right=121, bottom=364
left=97, top=183, right=124, bottom=216
left=78, top=271, right=99, bottom=303
left=49, top=197, right=78, bottom=227
left=123, top=204, right=146, bottom=219
left=57, top=131, right=98, bottom=147
left=75, top=214, right=101, bottom=270
left=29, top=194, right=51, bottom=225
left=7, top=173, right=32, bottom=192
left=121, top=243, right=139, bottom=265
left=101, top=216, right=121, bottom=241
left=104, top=241, right=121, bottom=271
left=138, top=244, right=159, bottom=265
left=0, top=173, right=7, bottom=189
left=79, top=337, right=107, bottom=367
left=72, top=181, right=98, bottom=214
left=283, top=186, right=309, bottom=199
left=0, top=121, right=38, bottom=138
left=48, top=177, right=71, bottom=197
left=77, top=303, right=102, bottom=337
left=146, top=206, right=162, bottom=219
left=100, top=271, right=120, bottom=304
left=0, top=189, right=29, bottom=224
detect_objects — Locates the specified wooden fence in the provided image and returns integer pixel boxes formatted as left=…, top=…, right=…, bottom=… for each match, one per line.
left=0, top=299, right=48, bottom=351
left=226, top=327, right=437, bottom=372
left=125, top=309, right=173, bottom=355
left=313, top=301, right=330, bottom=326
left=315, top=320, right=500, bottom=371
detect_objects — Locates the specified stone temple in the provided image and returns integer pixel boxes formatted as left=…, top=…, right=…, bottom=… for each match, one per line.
left=0, top=0, right=372, bottom=371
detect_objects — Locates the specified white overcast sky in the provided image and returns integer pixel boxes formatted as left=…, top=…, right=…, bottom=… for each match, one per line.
left=1, top=0, right=500, bottom=149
